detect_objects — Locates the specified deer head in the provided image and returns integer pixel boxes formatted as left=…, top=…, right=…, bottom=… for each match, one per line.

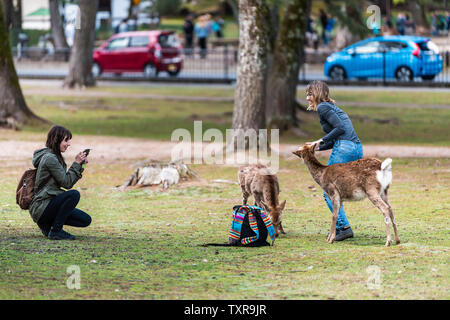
left=292, top=143, right=317, bottom=162
left=261, top=199, right=287, bottom=237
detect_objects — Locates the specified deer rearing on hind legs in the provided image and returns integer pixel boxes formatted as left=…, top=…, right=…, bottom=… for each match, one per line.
left=293, top=144, right=400, bottom=247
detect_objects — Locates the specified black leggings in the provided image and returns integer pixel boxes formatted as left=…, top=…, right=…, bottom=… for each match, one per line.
left=38, top=190, right=91, bottom=231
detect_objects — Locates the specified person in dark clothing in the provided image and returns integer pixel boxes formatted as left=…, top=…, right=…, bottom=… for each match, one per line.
left=303, top=81, right=363, bottom=241
left=183, top=14, right=195, bottom=55
left=30, top=125, right=91, bottom=240
left=319, top=9, right=328, bottom=45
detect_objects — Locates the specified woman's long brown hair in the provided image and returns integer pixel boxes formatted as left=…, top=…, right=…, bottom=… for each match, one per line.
left=45, top=125, right=72, bottom=166
left=306, top=80, right=336, bottom=111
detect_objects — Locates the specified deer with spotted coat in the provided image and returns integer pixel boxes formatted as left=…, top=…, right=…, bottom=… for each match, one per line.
left=293, top=143, right=400, bottom=246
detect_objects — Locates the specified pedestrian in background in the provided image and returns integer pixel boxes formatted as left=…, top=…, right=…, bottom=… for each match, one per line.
left=212, top=16, right=224, bottom=38
left=320, top=9, right=328, bottom=45
left=396, top=13, right=405, bottom=35
left=195, top=14, right=212, bottom=59
left=183, top=14, right=195, bottom=55
left=117, top=18, right=128, bottom=33
left=404, top=14, right=415, bottom=35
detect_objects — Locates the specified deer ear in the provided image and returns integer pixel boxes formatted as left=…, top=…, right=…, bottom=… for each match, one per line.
left=279, top=200, right=286, bottom=211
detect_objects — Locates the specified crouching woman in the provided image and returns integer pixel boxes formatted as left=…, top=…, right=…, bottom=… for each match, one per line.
left=29, top=125, right=91, bottom=240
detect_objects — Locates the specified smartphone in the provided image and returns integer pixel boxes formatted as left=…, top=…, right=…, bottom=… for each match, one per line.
left=82, top=148, right=92, bottom=164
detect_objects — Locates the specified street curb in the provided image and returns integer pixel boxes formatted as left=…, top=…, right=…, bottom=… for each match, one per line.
left=17, top=74, right=450, bottom=87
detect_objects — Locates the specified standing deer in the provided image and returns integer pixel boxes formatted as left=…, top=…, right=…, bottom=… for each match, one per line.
left=293, top=144, right=400, bottom=247
left=238, top=164, right=287, bottom=237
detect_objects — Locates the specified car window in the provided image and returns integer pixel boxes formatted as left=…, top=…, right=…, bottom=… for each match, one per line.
left=381, top=41, right=407, bottom=52
left=107, top=37, right=129, bottom=50
left=158, top=33, right=180, bottom=48
left=130, top=36, right=149, bottom=47
left=355, top=41, right=380, bottom=54
left=417, top=41, right=439, bottom=53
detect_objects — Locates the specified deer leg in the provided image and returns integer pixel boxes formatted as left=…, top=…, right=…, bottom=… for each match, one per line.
left=254, top=192, right=263, bottom=207
left=381, top=189, right=400, bottom=245
left=242, top=192, right=249, bottom=205
left=240, top=185, right=249, bottom=205
left=327, top=194, right=341, bottom=244
left=367, top=189, right=393, bottom=247
left=279, top=222, right=286, bottom=235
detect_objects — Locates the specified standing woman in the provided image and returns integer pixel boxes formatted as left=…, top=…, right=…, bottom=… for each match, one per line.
left=304, top=81, right=363, bottom=241
left=29, top=125, right=92, bottom=240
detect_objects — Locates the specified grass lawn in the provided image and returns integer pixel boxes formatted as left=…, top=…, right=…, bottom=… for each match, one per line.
left=18, top=86, right=450, bottom=146
left=1, top=85, right=448, bottom=299
left=0, top=157, right=448, bottom=299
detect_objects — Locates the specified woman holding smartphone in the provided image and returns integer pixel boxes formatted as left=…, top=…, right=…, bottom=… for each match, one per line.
left=29, top=125, right=92, bottom=240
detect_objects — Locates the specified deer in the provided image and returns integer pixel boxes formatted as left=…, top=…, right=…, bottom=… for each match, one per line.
left=238, top=164, right=287, bottom=237
left=292, top=143, right=400, bottom=247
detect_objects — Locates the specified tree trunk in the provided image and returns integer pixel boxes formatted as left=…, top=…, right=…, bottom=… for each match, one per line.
left=1, top=0, right=12, bottom=30
left=63, top=0, right=98, bottom=88
left=0, top=1, right=47, bottom=128
left=232, top=0, right=270, bottom=133
left=406, top=0, right=429, bottom=35
left=49, top=0, right=69, bottom=49
left=265, top=0, right=310, bottom=132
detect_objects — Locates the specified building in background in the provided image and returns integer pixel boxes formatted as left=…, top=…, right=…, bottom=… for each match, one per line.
left=20, top=0, right=156, bottom=31
left=22, top=0, right=50, bottom=30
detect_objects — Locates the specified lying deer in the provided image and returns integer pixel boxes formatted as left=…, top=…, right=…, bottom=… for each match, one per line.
left=238, top=164, right=287, bottom=237
left=293, top=144, right=400, bottom=247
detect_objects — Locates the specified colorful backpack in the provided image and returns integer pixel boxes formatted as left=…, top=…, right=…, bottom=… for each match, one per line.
left=228, top=205, right=276, bottom=247
left=203, top=205, right=276, bottom=247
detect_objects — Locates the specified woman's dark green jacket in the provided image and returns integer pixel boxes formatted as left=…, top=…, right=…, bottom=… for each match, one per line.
left=29, top=148, right=83, bottom=223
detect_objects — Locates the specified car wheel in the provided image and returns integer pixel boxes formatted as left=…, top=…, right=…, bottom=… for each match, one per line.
left=395, top=66, right=413, bottom=82
left=143, top=63, right=158, bottom=78
left=329, top=66, right=346, bottom=80
left=421, top=75, right=435, bottom=81
left=91, top=62, right=101, bottom=78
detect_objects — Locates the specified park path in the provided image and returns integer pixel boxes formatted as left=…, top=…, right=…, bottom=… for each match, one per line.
left=1, top=133, right=449, bottom=167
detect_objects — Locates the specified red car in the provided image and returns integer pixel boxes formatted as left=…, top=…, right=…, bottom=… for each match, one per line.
left=92, top=30, right=183, bottom=78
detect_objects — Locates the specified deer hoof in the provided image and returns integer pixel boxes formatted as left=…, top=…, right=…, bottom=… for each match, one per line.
left=395, top=239, right=401, bottom=245
left=385, top=240, right=392, bottom=247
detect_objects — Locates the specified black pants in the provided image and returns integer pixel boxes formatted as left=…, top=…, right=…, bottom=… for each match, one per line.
left=198, top=37, right=207, bottom=58
left=38, top=190, right=91, bottom=231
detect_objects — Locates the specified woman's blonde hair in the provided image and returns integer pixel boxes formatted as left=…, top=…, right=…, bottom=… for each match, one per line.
left=305, top=80, right=335, bottom=111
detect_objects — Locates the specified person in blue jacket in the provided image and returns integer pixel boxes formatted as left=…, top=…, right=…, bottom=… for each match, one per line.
left=304, top=81, right=363, bottom=241
left=194, top=14, right=212, bottom=58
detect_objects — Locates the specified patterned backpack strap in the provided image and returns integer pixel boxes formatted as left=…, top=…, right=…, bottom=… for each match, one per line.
left=228, top=205, right=247, bottom=245
left=240, top=209, right=259, bottom=245
left=252, top=206, right=277, bottom=246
